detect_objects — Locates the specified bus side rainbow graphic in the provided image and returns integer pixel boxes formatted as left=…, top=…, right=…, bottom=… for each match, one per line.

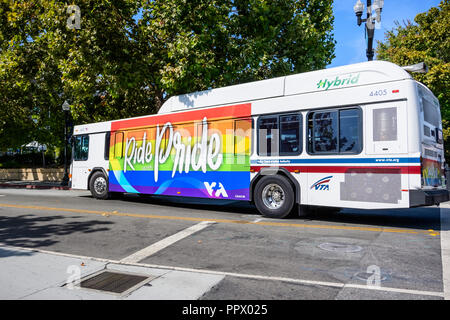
left=108, top=104, right=252, bottom=200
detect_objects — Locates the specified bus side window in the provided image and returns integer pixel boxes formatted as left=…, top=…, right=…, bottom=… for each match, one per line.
left=74, top=135, right=89, bottom=161
left=156, top=124, right=171, bottom=153
left=309, top=111, right=338, bottom=153
left=339, top=109, right=361, bottom=153
left=308, top=108, right=362, bottom=155
left=373, top=108, right=397, bottom=141
left=258, top=116, right=279, bottom=156
left=234, top=118, right=252, bottom=156
left=194, top=121, right=203, bottom=141
left=114, top=132, right=124, bottom=159
left=104, top=132, right=111, bottom=160
left=280, top=114, right=302, bottom=156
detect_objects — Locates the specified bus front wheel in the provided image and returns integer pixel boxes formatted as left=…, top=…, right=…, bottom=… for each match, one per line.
left=89, top=171, right=110, bottom=200
left=254, top=175, right=295, bottom=219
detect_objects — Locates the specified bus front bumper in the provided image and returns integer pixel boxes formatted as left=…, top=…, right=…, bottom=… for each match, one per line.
left=410, top=189, right=449, bottom=207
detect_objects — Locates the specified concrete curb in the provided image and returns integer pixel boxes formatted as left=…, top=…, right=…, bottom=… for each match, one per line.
left=0, top=183, right=71, bottom=190
left=0, top=245, right=225, bottom=300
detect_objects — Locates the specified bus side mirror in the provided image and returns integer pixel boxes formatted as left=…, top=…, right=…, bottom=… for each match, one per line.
left=402, top=62, right=428, bottom=74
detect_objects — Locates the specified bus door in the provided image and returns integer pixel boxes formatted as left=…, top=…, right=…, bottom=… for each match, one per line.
left=71, top=134, right=90, bottom=189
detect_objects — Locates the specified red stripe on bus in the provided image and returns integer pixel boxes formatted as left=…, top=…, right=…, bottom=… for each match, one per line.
left=111, top=103, right=252, bottom=131
left=250, top=166, right=421, bottom=174
left=315, top=179, right=331, bottom=185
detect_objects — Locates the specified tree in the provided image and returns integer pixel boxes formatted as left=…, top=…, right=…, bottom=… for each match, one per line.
left=0, top=0, right=335, bottom=152
left=376, top=0, right=450, bottom=161
left=0, top=0, right=147, bottom=151
left=138, top=0, right=335, bottom=101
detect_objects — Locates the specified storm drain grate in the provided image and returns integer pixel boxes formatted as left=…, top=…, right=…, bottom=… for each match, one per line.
left=79, top=271, right=149, bottom=294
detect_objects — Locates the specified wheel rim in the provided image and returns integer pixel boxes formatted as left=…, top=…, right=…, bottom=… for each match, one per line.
left=94, top=177, right=107, bottom=194
left=262, top=183, right=285, bottom=210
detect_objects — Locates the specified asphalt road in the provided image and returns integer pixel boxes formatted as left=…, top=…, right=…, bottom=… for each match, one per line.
left=0, top=188, right=448, bottom=300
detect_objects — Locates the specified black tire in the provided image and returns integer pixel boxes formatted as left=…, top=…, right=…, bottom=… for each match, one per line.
left=89, top=171, right=110, bottom=200
left=254, top=175, right=295, bottom=219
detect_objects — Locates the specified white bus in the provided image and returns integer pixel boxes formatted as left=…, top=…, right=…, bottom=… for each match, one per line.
left=70, top=61, right=449, bottom=218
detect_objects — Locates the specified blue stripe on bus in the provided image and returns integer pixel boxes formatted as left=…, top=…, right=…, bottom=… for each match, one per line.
left=250, top=158, right=420, bottom=164
left=109, top=170, right=251, bottom=190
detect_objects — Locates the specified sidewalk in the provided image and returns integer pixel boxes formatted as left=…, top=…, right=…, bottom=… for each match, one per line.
left=0, top=180, right=70, bottom=190
left=0, top=245, right=223, bottom=300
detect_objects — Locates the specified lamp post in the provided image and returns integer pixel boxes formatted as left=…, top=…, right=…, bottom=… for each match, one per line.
left=353, top=0, right=384, bottom=61
left=61, top=100, right=70, bottom=186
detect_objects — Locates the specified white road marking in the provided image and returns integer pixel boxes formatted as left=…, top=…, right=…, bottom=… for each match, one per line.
left=1, top=243, right=444, bottom=298
left=120, top=221, right=216, bottom=264
left=0, top=195, right=5, bottom=197
left=441, top=208, right=450, bottom=300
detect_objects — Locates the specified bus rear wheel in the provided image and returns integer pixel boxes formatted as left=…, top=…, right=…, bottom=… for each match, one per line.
left=254, top=175, right=295, bottom=219
left=90, top=171, right=110, bottom=200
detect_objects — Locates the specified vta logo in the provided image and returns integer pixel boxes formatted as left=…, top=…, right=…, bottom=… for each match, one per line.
left=204, top=182, right=229, bottom=198
left=311, top=176, right=333, bottom=191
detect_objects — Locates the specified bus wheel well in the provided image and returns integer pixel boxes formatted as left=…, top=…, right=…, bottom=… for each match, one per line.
left=250, top=168, right=300, bottom=205
left=87, top=168, right=108, bottom=191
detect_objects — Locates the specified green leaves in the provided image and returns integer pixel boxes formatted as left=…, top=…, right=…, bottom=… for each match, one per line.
left=140, top=0, right=335, bottom=93
left=0, top=0, right=335, bottom=151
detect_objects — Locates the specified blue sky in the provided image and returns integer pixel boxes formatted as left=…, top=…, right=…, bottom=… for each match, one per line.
left=329, top=0, right=442, bottom=68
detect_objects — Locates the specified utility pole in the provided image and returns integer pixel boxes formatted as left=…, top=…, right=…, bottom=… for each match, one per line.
left=61, top=100, right=71, bottom=186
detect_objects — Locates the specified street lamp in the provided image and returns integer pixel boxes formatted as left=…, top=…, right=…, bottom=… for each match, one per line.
left=353, top=0, right=384, bottom=61
left=374, top=0, right=384, bottom=23
left=354, top=0, right=364, bottom=26
left=61, top=100, right=71, bottom=186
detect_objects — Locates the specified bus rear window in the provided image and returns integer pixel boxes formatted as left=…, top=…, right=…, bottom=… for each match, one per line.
left=423, top=97, right=440, bottom=127
left=74, top=135, right=89, bottom=161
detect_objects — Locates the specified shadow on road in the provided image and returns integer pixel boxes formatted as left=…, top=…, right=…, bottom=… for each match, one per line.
left=82, top=193, right=258, bottom=215
left=0, top=214, right=114, bottom=252
left=311, top=207, right=442, bottom=231
left=0, top=246, right=34, bottom=258
left=89, top=193, right=444, bottom=232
